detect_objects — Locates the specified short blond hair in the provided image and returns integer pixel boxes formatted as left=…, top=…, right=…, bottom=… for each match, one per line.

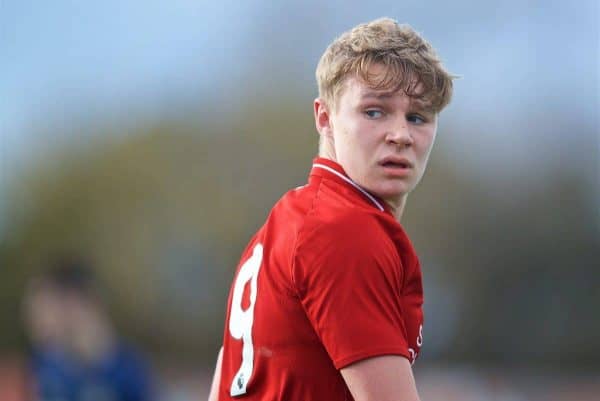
left=316, top=18, right=455, bottom=112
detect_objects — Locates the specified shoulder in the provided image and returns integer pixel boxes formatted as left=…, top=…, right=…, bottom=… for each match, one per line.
left=298, top=202, right=391, bottom=255
left=292, top=206, right=399, bottom=289
left=264, top=176, right=387, bottom=250
left=109, top=342, right=152, bottom=373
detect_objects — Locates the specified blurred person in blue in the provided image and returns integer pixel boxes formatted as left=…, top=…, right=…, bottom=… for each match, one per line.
left=22, top=257, right=155, bottom=401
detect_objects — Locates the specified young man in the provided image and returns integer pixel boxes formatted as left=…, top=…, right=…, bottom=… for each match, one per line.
left=209, top=17, right=454, bottom=401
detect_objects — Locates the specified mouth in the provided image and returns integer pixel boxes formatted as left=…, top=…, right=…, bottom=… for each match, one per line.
left=379, top=158, right=413, bottom=169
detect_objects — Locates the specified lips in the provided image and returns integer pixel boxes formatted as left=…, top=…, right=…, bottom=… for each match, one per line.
left=379, top=157, right=413, bottom=169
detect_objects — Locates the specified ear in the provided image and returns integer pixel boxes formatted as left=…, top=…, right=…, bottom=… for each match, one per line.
left=314, top=98, right=334, bottom=138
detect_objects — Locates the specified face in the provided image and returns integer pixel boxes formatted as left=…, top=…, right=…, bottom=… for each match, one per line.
left=24, top=286, right=67, bottom=346
left=315, top=69, right=438, bottom=210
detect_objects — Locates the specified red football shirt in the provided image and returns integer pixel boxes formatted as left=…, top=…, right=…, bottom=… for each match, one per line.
left=218, top=157, right=424, bottom=400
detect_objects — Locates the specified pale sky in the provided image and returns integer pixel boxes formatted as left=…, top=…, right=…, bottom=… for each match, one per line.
left=1, top=0, right=598, bottom=190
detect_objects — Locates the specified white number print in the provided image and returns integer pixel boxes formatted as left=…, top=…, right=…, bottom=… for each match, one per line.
left=408, top=324, right=423, bottom=365
left=229, top=244, right=263, bottom=396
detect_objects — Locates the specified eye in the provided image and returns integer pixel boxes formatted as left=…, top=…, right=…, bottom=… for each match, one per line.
left=407, top=114, right=426, bottom=124
left=365, top=109, right=383, bottom=119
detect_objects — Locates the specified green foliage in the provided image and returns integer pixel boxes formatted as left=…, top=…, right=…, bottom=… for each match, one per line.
left=1, top=97, right=598, bottom=368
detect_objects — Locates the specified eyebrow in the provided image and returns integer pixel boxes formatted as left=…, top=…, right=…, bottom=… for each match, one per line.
left=360, top=91, right=435, bottom=112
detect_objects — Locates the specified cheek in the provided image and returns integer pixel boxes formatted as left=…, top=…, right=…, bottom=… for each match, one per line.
left=416, top=130, right=436, bottom=156
left=335, top=120, right=361, bottom=150
left=348, top=120, right=380, bottom=149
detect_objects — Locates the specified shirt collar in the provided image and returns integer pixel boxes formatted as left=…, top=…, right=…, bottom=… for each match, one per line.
left=309, top=157, right=392, bottom=214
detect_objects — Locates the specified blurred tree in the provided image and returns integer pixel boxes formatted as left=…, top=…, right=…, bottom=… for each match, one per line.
left=1, top=97, right=598, bottom=370
left=0, top=97, right=316, bottom=364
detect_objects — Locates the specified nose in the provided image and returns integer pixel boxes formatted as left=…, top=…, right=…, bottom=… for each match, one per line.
left=386, top=121, right=414, bottom=148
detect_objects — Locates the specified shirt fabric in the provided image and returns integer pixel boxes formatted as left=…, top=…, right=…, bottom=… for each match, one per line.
left=219, top=157, right=424, bottom=401
left=30, top=342, right=154, bottom=401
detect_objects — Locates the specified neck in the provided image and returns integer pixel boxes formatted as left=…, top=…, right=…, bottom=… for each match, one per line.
left=385, top=195, right=408, bottom=221
left=318, top=138, right=336, bottom=161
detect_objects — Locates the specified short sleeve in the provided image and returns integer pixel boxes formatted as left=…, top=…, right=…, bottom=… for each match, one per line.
left=292, top=212, right=411, bottom=369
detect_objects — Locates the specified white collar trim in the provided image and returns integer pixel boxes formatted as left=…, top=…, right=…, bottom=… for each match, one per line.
left=313, top=163, right=385, bottom=212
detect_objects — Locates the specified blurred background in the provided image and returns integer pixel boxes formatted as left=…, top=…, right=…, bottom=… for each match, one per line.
left=1, top=1, right=598, bottom=400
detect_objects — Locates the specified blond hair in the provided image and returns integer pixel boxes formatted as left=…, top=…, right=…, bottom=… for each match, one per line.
left=316, top=18, right=455, bottom=112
